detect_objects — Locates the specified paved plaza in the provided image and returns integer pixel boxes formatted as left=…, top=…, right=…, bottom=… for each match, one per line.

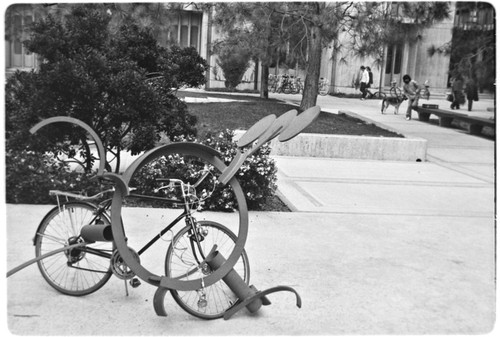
left=4, top=91, right=496, bottom=335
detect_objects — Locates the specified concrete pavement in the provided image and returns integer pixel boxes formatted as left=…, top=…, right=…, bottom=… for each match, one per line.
left=4, top=90, right=497, bottom=334
left=271, top=91, right=495, bottom=213
left=5, top=205, right=496, bottom=335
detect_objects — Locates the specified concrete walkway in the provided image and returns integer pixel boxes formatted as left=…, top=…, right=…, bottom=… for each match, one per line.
left=4, top=90, right=496, bottom=335
left=271, top=91, right=495, bottom=213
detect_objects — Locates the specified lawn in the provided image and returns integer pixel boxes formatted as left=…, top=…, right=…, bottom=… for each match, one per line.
left=176, top=90, right=402, bottom=212
left=177, top=90, right=403, bottom=139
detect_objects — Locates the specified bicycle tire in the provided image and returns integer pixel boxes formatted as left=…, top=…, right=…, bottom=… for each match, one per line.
left=110, top=142, right=249, bottom=292
left=165, top=221, right=250, bottom=319
left=372, top=91, right=387, bottom=99
left=34, top=202, right=113, bottom=296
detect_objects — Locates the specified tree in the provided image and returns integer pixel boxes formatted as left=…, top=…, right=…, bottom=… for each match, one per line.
left=428, top=2, right=494, bottom=92
left=212, top=2, right=451, bottom=110
left=5, top=4, right=208, bottom=173
left=281, top=2, right=336, bottom=110
left=212, top=2, right=350, bottom=109
left=281, top=2, right=450, bottom=109
left=212, top=2, right=347, bottom=109
left=212, top=35, right=254, bottom=90
left=211, top=2, right=286, bottom=99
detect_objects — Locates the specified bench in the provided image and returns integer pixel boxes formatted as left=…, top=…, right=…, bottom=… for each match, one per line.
left=454, top=115, right=496, bottom=135
left=413, top=106, right=495, bottom=135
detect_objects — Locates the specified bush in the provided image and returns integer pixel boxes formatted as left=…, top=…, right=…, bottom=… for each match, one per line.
left=5, top=150, right=98, bottom=204
left=131, top=130, right=277, bottom=211
left=6, top=130, right=278, bottom=210
left=203, top=130, right=277, bottom=210
left=213, top=40, right=252, bottom=90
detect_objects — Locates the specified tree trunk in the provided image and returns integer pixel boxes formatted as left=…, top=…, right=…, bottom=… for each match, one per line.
left=80, top=137, right=93, bottom=173
left=300, top=25, right=322, bottom=111
left=260, top=63, right=269, bottom=99
left=253, top=57, right=259, bottom=91
left=114, top=146, right=121, bottom=173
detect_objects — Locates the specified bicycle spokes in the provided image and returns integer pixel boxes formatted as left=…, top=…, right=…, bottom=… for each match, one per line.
left=34, top=202, right=113, bottom=296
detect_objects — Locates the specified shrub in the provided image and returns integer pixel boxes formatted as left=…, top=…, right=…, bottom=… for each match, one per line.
left=213, top=40, right=252, bottom=90
left=5, top=150, right=98, bottom=204
left=6, top=130, right=278, bottom=210
left=131, top=130, right=277, bottom=211
left=202, top=130, right=277, bottom=210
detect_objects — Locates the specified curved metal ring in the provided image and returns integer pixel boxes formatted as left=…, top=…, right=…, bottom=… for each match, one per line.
left=29, top=116, right=106, bottom=176
left=109, top=142, right=249, bottom=292
left=223, top=285, right=302, bottom=320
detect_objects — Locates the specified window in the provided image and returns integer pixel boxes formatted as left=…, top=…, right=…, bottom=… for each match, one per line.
left=169, top=11, right=202, bottom=51
left=13, top=15, right=23, bottom=55
left=8, top=10, right=36, bottom=69
left=385, top=44, right=403, bottom=74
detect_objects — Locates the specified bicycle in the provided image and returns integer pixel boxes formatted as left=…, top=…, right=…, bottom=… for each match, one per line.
left=33, top=158, right=250, bottom=320
left=389, top=80, right=403, bottom=98
left=276, top=74, right=294, bottom=94
left=268, top=74, right=279, bottom=93
left=365, top=88, right=387, bottom=99
left=318, top=77, right=329, bottom=96
left=19, top=110, right=318, bottom=320
left=291, top=77, right=303, bottom=94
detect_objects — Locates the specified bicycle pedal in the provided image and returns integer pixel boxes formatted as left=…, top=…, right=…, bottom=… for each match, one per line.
left=130, top=278, right=141, bottom=288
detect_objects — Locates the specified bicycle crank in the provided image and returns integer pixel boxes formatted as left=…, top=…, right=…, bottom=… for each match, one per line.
left=110, top=248, right=141, bottom=296
left=110, top=248, right=140, bottom=280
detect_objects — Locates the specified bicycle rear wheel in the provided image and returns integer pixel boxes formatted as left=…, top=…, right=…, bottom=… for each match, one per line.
left=165, top=221, right=250, bottom=319
left=34, top=202, right=113, bottom=296
left=371, top=91, right=386, bottom=99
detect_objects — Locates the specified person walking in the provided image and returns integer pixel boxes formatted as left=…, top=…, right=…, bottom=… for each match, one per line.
left=353, top=66, right=363, bottom=90
left=365, top=66, right=374, bottom=96
left=450, top=74, right=464, bottom=110
left=367, top=67, right=373, bottom=88
left=464, top=76, right=479, bottom=111
left=402, top=74, right=421, bottom=120
left=359, top=66, right=369, bottom=100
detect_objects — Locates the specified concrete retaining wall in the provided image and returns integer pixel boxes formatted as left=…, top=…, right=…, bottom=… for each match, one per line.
left=235, top=131, right=427, bottom=162
left=91, top=131, right=428, bottom=174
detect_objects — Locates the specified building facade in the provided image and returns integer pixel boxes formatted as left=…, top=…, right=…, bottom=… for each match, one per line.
left=5, top=3, right=492, bottom=95
left=5, top=5, right=39, bottom=75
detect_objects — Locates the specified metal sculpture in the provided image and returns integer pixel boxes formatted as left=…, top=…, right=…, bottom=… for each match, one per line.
left=8, top=105, right=321, bottom=319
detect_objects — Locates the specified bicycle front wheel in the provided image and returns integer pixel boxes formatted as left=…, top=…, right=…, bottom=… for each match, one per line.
left=34, top=202, right=113, bottom=296
left=165, top=221, right=250, bottom=319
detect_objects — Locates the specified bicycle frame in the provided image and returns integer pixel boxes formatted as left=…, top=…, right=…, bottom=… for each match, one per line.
left=126, top=192, right=204, bottom=260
